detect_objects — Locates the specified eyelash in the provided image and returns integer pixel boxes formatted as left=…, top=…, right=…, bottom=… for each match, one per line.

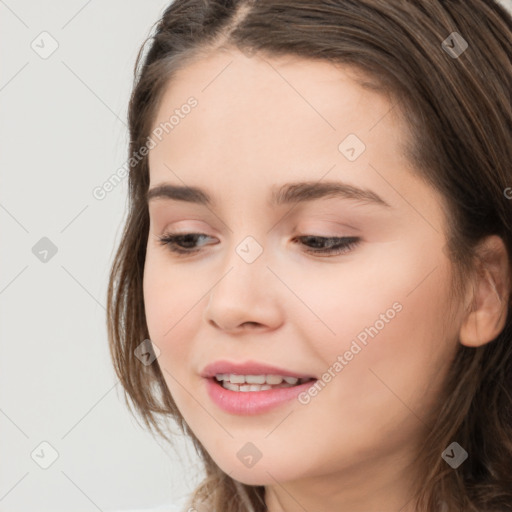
left=156, top=232, right=361, bottom=258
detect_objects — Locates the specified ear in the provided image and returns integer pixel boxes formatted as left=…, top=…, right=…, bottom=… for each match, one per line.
left=459, top=235, right=511, bottom=347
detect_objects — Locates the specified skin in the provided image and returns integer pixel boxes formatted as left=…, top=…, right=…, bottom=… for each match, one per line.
left=142, top=48, right=510, bottom=512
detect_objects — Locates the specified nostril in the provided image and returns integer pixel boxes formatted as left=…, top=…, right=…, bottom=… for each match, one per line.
left=241, top=321, right=261, bottom=328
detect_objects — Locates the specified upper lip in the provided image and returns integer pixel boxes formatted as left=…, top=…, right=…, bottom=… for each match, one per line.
left=200, top=360, right=316, bottom=380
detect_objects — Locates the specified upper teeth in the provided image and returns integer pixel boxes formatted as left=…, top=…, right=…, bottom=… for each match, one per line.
left=215, top=374, right=301, bottom=385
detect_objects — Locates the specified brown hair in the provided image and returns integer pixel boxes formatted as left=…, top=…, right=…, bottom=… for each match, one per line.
left=106, top=1, right=512, bottom=510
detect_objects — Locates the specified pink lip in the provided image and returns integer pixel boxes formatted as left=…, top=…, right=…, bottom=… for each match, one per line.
left=204, top=377, right=317, bottom=415
left=200, top=359, right=317, bottom=415
left=200, top=359, right=316, bottom=379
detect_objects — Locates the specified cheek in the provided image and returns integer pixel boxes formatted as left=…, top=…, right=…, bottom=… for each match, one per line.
left=337, top=255, right=457, bottom=410
left=143, top=266, right=201, bottom=410
left=142, top=255, right=200, bottom=359
left=298, top=246, right=457, bottom=394
left=283, top=255, right=457, bottom=466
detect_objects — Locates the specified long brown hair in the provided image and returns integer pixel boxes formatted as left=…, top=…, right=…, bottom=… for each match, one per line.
left=107, top=1, right=512, bottom=510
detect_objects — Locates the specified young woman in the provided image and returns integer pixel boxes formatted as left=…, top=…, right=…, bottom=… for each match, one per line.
left=107, top=1, right=512, bottom=510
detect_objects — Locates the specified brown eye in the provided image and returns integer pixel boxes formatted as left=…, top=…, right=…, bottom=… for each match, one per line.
left=293, top=236, right=361, bottom=256
left=157, top=232, right=214, bottom=256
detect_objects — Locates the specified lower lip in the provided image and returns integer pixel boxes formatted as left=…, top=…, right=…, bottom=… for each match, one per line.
left=204, top=377, right=317, bottom=415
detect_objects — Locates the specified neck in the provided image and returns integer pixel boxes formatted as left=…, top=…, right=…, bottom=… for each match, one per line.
left=263, top=447, right=421, bottom=512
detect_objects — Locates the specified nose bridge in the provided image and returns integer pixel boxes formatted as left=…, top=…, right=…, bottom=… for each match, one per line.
left=234, top=234, right=266, bottom=267
left=204, top=230, right=284, bottom=330
left=216, top=233, right=268, bottom=296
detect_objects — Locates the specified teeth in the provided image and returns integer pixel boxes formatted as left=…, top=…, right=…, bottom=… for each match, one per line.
left=225, top=382, right=289, bottom=392
left=223, top=381, right=240, bottom=392
left=266, top=375, right=283, bottom=385
left=239, top=384, right=272, bottom=392
left=214, top=373, right=312, bottom=391
left=214, top=373, right=304, bottom=385
left=245, top=375, right=266, bottom=384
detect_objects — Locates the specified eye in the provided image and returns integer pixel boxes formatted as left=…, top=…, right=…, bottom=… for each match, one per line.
left=156, top=232, right=361, bottom=258
left=292, top=235, right=361, bottom=257
left=156, top=232, right=215, bottom=256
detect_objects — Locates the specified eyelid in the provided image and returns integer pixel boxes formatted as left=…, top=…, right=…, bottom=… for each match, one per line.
left=159, top=220, right=215, bottom=234
left=294, top=222, right=360, bottom=237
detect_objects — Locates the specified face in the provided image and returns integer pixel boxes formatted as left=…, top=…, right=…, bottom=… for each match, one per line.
left=143, top=49, right=464, bottom=504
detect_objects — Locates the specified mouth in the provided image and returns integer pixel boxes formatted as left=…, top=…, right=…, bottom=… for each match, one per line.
left=212, top=373, right=316, bottom=392
left=204, top=373, right=318, bottom=415
left=200, top=360, right=318, bottom=413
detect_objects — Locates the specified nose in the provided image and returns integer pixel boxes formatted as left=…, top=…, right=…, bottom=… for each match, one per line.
left=203, top=239, right=284, bottom=333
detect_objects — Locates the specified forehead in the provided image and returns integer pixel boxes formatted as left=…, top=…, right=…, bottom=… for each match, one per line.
left=148, top=49, right=411, bottom=197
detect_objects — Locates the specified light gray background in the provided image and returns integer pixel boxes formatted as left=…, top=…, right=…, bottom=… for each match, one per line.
left=1, top=0, right=511, bottom=510
left=0, top=1, right=203, bottom=511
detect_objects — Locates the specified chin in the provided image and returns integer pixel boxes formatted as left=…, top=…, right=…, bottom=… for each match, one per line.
left=213, top=458, right=294, bottom=486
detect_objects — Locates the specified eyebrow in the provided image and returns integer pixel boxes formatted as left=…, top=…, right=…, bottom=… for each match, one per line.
left=146, top=180, right=391, bottom=208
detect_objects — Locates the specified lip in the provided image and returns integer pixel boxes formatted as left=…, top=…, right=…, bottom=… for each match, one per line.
left=204, top=377, right=317, bottom=415
left=200, top=359, right=316, bottom=380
